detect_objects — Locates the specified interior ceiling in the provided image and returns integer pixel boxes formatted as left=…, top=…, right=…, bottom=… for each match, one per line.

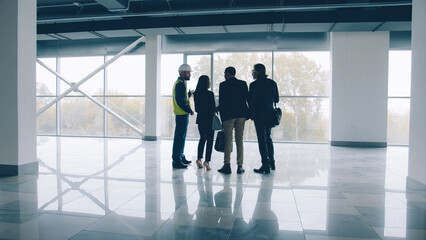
left=37, top=0, right=412, bottom=41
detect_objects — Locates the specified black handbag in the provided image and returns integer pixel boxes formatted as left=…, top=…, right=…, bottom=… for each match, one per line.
left=214, top=131, right=232, bottom=152
left=270, top=103, right=282, bottom=128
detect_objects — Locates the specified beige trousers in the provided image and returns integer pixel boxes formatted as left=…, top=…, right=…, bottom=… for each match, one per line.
left=222, top=118, right=246, bottom=165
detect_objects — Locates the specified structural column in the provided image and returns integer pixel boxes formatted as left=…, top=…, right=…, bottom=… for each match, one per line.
left=0, top=0, right=37, bottom=176
left=330, top=32, right=389, bottom=148
left=408, top=0, right=426, bottom=186
left=144, top=35, right=162, bottom=140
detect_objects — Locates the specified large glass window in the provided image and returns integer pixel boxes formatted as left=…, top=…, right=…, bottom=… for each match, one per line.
left=274, top=52, right=330, bottom=142
left=36, top=58, right=57, bottom=135
left=60, top=56, right=104, bottom=96
left=60, top=97, right=104, bottom=136
left=106, top=55, right=145, bottom=95
left=388, top=51, right=411, bottom=145
left=36, top=54, right=146, bottom=138
left=161, top=54, right=184, bottom=138
left=212, top=52, right=273, bottom=140
left=213, top=52, right=272, bottom=95
left=106, top=55, right=146, bottom=137
left=36, top=51, right=331, bottom=142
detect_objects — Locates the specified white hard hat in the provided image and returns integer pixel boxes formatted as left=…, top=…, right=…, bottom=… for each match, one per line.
left=178, top=63, right=192, bottom=73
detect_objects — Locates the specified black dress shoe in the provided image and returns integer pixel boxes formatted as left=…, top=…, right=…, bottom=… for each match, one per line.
left=181, top=159, right=192, bottom=164
left=253, top=166, right=270, bottom=174
left=172, top=162, right=188, bottom=169
left=237, top=165, right=245, bottom=174
left=269, top=161, right=275, bottom=170
left=218, top=164, right=231, bottom=174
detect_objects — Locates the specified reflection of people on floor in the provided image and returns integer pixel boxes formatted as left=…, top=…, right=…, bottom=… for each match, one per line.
left=231, top=175, right=279, bottom=239
left=196, top=170, right=214, bottom=207
left=213, top=174, right=234, bottom=229
left=171, top=171, right=192, bottom=238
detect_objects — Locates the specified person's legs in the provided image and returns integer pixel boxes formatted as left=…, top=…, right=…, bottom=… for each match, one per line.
left=205, top=127, right=214, bottom=162
left=197, top=123, right=207, bottom=160
left=180, top=115, right=190, bottom=164
left=234, top=118, right=246, bottom=174
left=254, top=120, right=269, bottom=164
left=265, top=126, right=275, bottom=170
left=172, top=115, right=189, bottom=167
left=222, top=119, right=235, bottom=164
left=253, top=119, right=270, bottom=174
left=234, top=118, right=246, bottom=166
left=218, top=119, right=234, bottom=174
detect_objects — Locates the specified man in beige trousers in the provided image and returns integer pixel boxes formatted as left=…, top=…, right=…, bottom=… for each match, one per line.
left=217, top=66, right=249, bottom=174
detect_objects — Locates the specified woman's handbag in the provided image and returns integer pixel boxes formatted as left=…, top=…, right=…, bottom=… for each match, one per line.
left=212, top=113, right=223, bottom=131
left=270, top=103, right=282, bottom=128
left=214, top=131, right=232, bottom=152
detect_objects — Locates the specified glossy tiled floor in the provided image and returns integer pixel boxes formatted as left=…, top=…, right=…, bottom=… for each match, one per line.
left=1, top=136, right=426, bottom=240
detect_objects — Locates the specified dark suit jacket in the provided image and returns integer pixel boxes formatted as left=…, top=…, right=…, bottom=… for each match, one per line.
left=218, top=77, right=249, bottom=122
left=248, top=77, right=279, bottom=121
left=194, top=90, right=216, bottom=125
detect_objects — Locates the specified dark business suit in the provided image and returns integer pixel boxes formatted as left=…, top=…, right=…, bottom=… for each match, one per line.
left=218, top=77, right=249, bottom=122
left=218, top=77, right=249, bottom=165
left=249, top=77, right=279, bottom=168
left=194, top=90, right=216, bottom=162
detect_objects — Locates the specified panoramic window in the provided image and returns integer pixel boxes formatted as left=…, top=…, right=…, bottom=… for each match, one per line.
left=106, top=55, right=146, bottom=137
left=273, top=52, right=330, bottom=142
left=36, top=58, right=57, bottom=135
left=36, top=51, right=331, bottom=143
left=160, top=54, right=184, bottom=138
left=36, top=54, right=146, bottom=138
left=388, top=50, right=411, bottom=145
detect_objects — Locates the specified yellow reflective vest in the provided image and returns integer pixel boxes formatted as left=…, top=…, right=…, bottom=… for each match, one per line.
left=172, top=78, right=191, bottom=115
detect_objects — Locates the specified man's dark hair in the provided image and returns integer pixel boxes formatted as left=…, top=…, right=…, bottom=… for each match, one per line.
left=225, top=66, right=236, bottom=76
left=254, top=63, right=268, bottom=78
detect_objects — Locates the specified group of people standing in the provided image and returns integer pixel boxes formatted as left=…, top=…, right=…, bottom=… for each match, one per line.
left=171, top=63, right=279, bottom=175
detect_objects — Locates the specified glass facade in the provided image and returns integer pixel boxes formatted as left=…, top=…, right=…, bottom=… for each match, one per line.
left=159, top=51, right=330, bottom=142
left=388, top=51, right=411, bottom=145
left=37, top=50, right=411, bottom=145
left=36, top=55, right=146, bottom=138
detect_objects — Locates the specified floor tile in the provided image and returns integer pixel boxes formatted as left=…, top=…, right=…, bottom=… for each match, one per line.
left=69, top=230, right=143, bottom=240
left=372, top=227, right=426, bottom=240
left=0, top=213, right=98, bottom=240
left=86, top=211, right=168, bottom=238
left=301, top=213, right=380, bottom=238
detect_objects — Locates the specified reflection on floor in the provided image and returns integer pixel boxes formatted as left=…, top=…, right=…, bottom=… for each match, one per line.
left=0, top=136, right=425, bottom=240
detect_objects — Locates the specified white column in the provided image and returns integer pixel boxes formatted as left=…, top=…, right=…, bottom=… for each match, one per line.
left=408, top=0, right=426, bottom=186
left=144, top=35, right=162, bottom=140
left=0, top=0, right=37, bottom=176
left=330, top=32, right=389, bottom=147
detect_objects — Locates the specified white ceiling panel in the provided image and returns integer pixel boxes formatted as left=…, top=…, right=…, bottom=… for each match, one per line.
left=378, top=21, right=411, bottom=31
left=179, top=26, right=226, bottom=34
left=96, top=29, right=142, bottom=37
left=60, top=32, right=101, bottom=40
left=226, top=24, right=268, bottom=33
left=276, top=23, right=335, bottom=32
left=37, top=34, right=59, bottom=40
left=332, top=22, right=382, bottom=32
left=137, top=27, right=180, bottom=36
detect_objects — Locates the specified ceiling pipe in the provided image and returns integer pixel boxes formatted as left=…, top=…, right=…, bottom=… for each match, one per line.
left=37, top=1, right=412, bottom=24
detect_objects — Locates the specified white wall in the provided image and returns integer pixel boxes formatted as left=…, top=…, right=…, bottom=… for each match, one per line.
left=408, top=0, right=426, bottom=185
left=0, top=0, right=36, bottom=167
left=331, top=32, right=389, bottom=145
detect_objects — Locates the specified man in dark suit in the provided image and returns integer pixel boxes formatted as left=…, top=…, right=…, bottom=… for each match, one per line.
left=249, top=63, right=279, bottom=174
left=217, top=67, right=249, bottom=174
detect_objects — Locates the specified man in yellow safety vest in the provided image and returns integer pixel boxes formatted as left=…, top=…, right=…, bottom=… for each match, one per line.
left=172, top=63, right=194, bottom=169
